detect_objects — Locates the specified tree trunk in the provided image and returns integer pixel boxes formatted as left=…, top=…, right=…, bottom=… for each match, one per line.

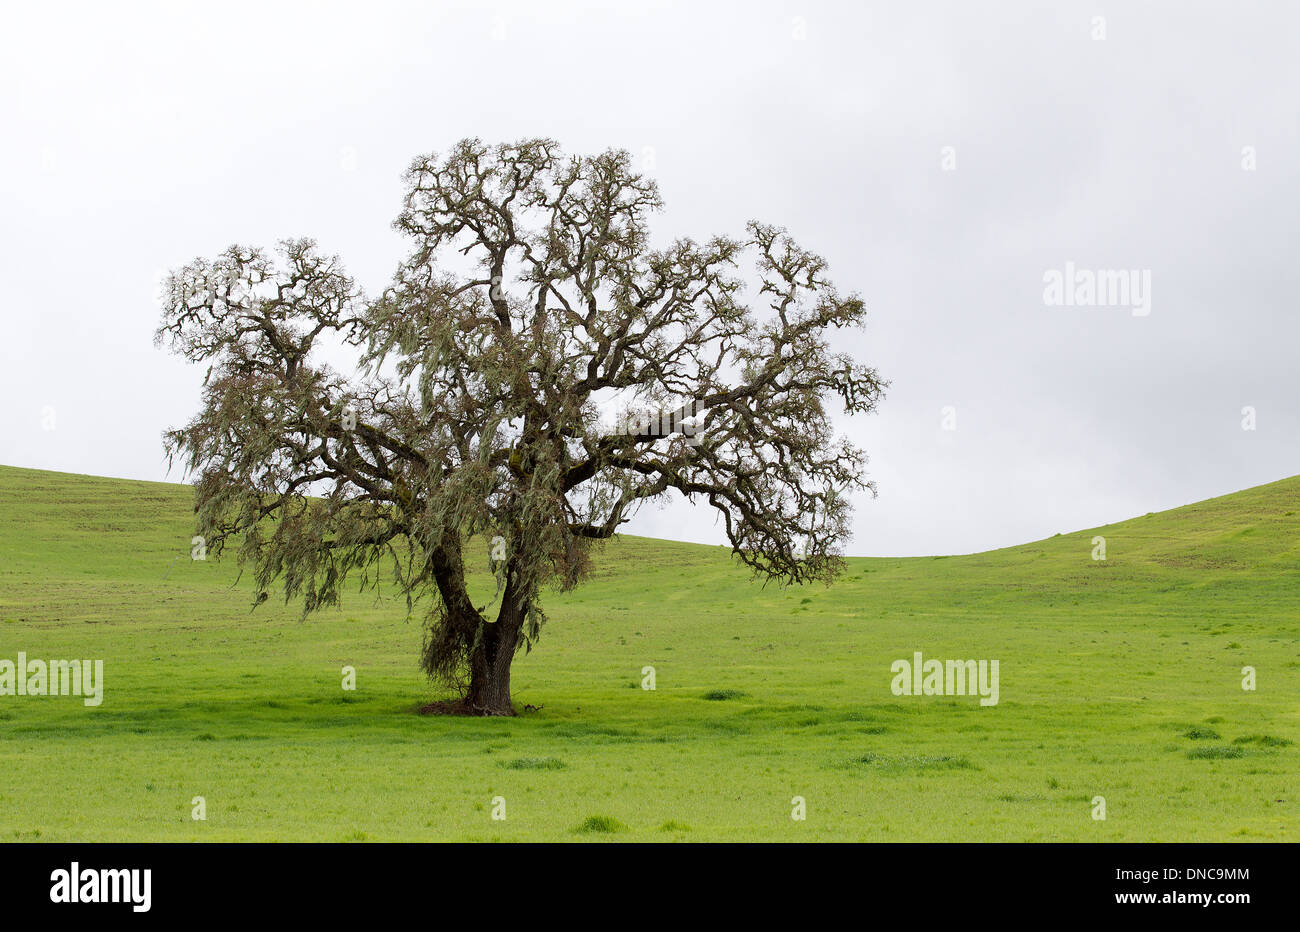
left=464, top=598, right=525, bottom=715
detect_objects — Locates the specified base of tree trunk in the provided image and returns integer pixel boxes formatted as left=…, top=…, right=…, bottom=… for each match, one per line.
left=417, top=698, right=517, bottom=717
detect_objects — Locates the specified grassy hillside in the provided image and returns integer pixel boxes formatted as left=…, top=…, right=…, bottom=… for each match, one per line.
left=0, top=464, right=1296, bottom=841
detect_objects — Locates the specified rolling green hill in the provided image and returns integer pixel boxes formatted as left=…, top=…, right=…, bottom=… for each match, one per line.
left=0, top=464, right=1296, bottom=841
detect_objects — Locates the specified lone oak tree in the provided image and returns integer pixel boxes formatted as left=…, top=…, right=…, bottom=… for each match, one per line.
left=157, top=138, right=885, bottom=715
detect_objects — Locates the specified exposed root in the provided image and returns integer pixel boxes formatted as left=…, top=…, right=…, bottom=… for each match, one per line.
left=416, top=698, right=517, bottom=717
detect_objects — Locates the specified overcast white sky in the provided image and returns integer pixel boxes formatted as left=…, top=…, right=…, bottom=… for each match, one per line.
left=2, top=0, right=1297, bottom=556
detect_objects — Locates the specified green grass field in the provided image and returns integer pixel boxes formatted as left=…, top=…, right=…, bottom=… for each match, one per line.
left=1, top=463, right=1296, bottom=841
